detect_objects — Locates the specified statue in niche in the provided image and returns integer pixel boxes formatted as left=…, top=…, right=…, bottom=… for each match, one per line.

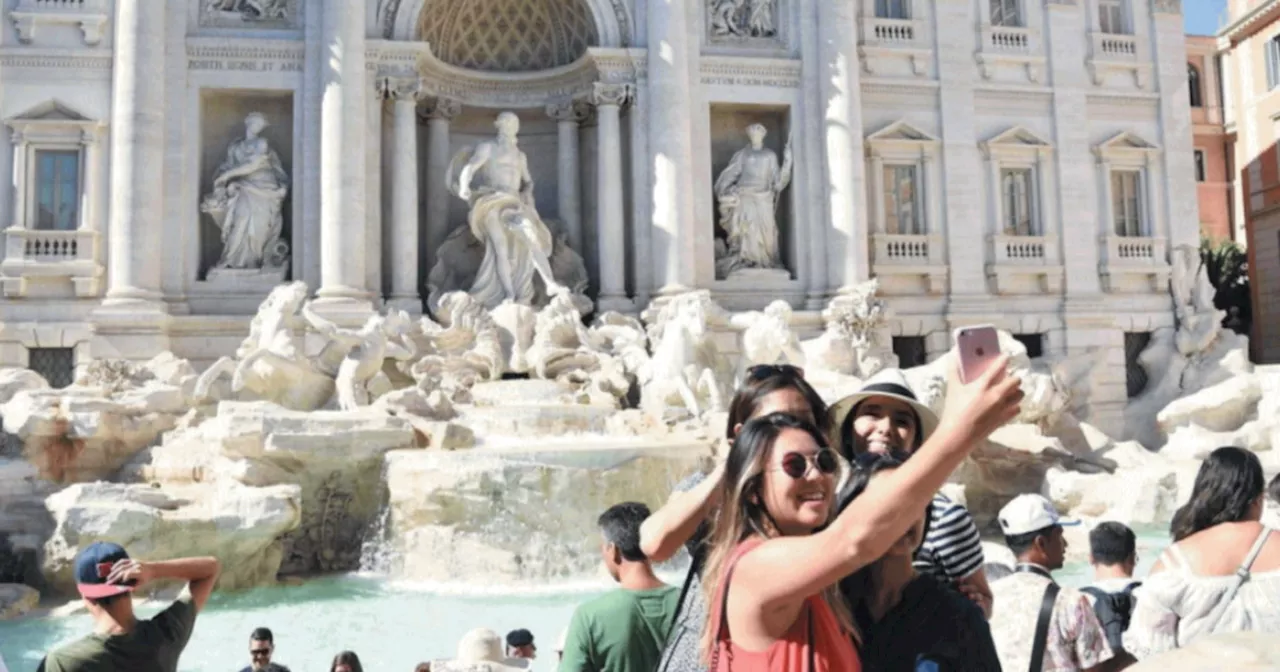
left=714, top=123, right=792, bottom=279
left=709, top=0, right=777, bottom=38
left=205, top=0, right=289, bottom=21
left=434, top=111, right=587, bottom=312
left=201, top=112, right=290, bottom=273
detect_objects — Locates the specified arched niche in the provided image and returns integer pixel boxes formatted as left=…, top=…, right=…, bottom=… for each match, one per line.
left=386, top=0, right=632, bottom=50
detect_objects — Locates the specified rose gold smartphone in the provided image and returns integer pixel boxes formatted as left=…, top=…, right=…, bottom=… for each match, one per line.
left=953, top=325, right=1001, bottom=385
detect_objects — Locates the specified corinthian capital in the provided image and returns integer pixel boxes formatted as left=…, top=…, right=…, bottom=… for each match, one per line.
left=591, top=83, right=634, bottom=108
left=386, top=76, right=422, bottom=102
left=422, top=97, right=462, bottom=121
left=547, top=100, right=591, bottom=123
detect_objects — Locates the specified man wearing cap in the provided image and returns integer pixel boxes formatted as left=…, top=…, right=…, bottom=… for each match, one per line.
left=37, top=542, right=221, bottom=672
left=830, top=368, right=994, bottom=618
left=505, top=629, right=535, bottom=667
left=989, top=494, right=1115, bottom=672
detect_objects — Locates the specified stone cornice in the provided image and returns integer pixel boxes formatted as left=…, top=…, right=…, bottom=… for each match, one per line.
left=0, top=47, right=111, bottom=70
left=699, top=56, right=800, bottom=88
left=1219, top=0, right=1280, bottom=44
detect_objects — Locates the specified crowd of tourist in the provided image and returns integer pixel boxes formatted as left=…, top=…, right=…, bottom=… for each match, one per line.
left=25, top=356, right=1280, bottom=671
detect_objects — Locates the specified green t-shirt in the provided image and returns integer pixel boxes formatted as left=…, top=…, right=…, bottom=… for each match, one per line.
left=37, top=594, right=198, bottom=672
left=560, top=585, right=682, bottom=672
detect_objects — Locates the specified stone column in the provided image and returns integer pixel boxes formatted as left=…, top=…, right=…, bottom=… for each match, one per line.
left=102, top=0, right=166, bottom=310
left=365, top=75, right=384, bottom=305
left=1151, top=0, right=1199, bottom=247
left=593, top=84, right=635, bottom=312
left=9, top=131, right=27, bottom=229
left=547, top=101, right=589, bottom=253
left=423, top=97, right=460, bottom=283
left=816, top=0, right=870, bottom=294
left=314, top=0, right=369, bottom=314
left=647, top=0, right=697, bottom=295
left=388, top=77, right=422, bottom=314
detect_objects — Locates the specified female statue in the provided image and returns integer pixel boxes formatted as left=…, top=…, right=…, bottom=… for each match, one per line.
left=201, top=112, right=290, bottom=270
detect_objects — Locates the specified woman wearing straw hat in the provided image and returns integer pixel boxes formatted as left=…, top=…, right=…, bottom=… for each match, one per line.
left=431, top=629, right=529, bottom=672
left=829, top=368, right=994, bottom=619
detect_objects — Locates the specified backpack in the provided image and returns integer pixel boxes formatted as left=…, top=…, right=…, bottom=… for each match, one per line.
left=1080, top=582, right=1140, bottom=654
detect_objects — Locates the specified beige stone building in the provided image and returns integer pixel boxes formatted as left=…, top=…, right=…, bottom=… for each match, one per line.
left=1220, top=0, right=1280, bottom=362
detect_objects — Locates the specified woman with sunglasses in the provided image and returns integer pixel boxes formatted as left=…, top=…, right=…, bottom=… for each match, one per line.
left=829, top=369, right=993, bottom=619
left=701, top=357, right=1021, bottom=671
left=648, top=364, right=829, bottom=672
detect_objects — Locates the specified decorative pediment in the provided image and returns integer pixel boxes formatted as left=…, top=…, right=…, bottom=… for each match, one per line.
left=7, top=99, right=92, bottom=123
left=867, top=120, right=939, bottom=144
left=1095, top=131, right=1159, bottom=153
left=981, top=125, right=1053, bottom=159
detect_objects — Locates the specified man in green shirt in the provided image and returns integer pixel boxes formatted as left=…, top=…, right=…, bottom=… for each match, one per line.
left=560, top=502, right=681, bottom=672
left=38, top=541, right=221, bottom=672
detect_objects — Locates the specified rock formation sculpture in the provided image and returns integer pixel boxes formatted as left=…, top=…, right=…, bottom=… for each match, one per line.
left=637, top=291, right=730, bottom=417
left=730, top=300, right=805, bottom=371
left=802, top=279, right=894, bottom=380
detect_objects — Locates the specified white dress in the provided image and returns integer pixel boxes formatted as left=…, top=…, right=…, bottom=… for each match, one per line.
left=1124, top=528, right=1280, bottom=659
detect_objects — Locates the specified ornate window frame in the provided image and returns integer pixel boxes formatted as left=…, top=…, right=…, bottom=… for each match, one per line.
left=11, top=0, right=109, bottom=46
left=1093, top=131, right=1168, bottom=292
left=975, top=0, right=1045, bottom=82
left=980, top=126, right=1063, bottom=294
left=1, top=100, right=105, bottom=298
left=1086, top=0, right=1149, bottom=86
left=865, top=120, right=946, bottom=294
left=858, top=0, right=931, bottom=77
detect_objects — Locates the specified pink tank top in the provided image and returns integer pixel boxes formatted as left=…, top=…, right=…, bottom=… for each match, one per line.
left=707, top=538, right=862, bottom=672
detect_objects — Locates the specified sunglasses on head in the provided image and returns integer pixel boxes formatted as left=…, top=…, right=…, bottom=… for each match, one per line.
left=746, top=363, right=805, bottom=382
left=778, top=449, right=839, bottom=479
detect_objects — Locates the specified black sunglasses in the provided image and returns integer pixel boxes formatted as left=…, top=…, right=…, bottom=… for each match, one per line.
left=251, top=649, right=271, bottom=657
left=778, top=449, right=839, bottom=479
left=746, top=363, right=805, bottom=382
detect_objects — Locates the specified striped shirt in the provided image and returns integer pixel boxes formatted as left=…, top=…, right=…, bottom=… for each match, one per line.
left=914, top=492, right=984, bottom=581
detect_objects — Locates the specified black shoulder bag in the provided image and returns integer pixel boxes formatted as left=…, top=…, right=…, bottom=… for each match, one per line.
left=1017, top=564, right=1060, bottom=672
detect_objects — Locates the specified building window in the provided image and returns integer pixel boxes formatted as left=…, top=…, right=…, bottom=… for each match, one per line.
left=883, top=165, right=923, bottom=235
left=1188, top=64, right=1203, bottom=107
left=28, top=348, right=75, bottom=389
left=1124, top=332, right=1151, bottom=398
left=1111, top=170, right=1143, bottom=237
left=34, top=150, right=80, bottom=231
left=1267, top=36, right=1280, bottom=91
left=1194, top=150, right=1206, bottom=182
left=875, top=0, right=910, bottom=19
left=990, top=0, right=1021, bottom=27
left=1013, top=333, right=1044, bottom=358
left=1001, top=167, right=1037, bottom=235
left=1098, top=0, right=1128, bottom=35
left=892, top=336, right=928, bottom=368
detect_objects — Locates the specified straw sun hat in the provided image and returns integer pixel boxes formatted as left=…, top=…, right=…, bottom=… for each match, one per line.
left=431, top=628, right=528, bottom=672
left=827, top=368, right=939, bottom=453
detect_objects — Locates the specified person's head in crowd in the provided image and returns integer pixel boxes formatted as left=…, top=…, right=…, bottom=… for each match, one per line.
left=414, top=664, right=431, bottom=672
left=1269, top=473, right=1280, bottom=505
left=830, top=369, right=939, bottom=461
left=73, top=542, right=138, bottom=620
left=1170, top=446, right=1265, bottom=542
left=998, top=494, right=1079, bottom=571
left=701, top=412, right=848, bottom=646
left=727, top=364, right=829, bottom=442
left=249, top=627, right=276, bottom=671
left=506, top=628, right=536, bottom=659
left=1089, top=521, right=1137, bottom=580
left=834, top=454, right=930, bottom=597
left=330, top=651, right=363, bottom=672
left=598, top=501, right=653, bottom=582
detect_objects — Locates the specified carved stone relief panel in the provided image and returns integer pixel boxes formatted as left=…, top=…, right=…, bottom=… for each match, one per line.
left=707, top=0, right=781, bottom=45
left=200, top=0, right=299, bottom=29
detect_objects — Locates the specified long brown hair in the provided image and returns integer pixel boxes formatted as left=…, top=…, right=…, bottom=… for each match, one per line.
left=699, top=413, right=855, bottom=662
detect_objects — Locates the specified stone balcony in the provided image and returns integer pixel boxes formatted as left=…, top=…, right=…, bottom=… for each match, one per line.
left=0, top=228, right=103, bottom=298
left=871, top=233, right=947, bottom=294
left=975, top=24, right=1044, bottom=82
left=10, top=0, right=110, bottom=46
left=1086, top=32, right=1149, bottom=86
left=858, top=16, right=930, bottom=76
left=984, top=235, right=1064, bottom=294
left=1098, top=235, right=1170, bottom=293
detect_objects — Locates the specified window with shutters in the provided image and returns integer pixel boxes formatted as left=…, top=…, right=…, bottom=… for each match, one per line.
left=990, top=0, right=1021, bottom=27
left=1111, top=170, right=1144, bottom=237
left=1098, top=0, right=1128, bottom=34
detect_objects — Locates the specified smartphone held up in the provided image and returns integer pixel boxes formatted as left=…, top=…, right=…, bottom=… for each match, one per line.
left=953, top=325, right=1001, bottom=385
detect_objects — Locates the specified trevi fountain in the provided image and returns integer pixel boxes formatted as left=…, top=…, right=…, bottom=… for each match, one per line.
left=0, top=0, right=1270, bottom=669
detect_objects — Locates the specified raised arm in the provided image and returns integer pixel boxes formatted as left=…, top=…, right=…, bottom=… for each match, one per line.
left=107, top=555, right=222, bottom=612
left=640, top=463, right=725, bottom=563
left=457, top=142, right=491, bottom=199
left=733, top=358, right=1022, bottom=616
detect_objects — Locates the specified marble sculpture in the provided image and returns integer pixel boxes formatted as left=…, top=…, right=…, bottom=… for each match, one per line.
left=200, top=112, right=291, bottom=272
left=714, top=124, right=793, bottom=279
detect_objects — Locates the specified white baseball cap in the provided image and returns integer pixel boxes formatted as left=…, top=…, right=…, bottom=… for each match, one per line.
left=998, top=494, right=1080, bottom=536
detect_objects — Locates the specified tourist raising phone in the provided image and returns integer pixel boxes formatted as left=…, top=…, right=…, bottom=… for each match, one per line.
left=700, top=357, right=1022, bottom=671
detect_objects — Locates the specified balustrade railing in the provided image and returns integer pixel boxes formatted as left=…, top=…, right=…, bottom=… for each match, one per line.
left=1105, top=235, right=1166, bottom=264
left=987, top=26, right=1030, bottom=51
left=866, top=17, right=917, bottom=44
left=5, top=229, right=94, bottom=262
left=873, top=233, right=942, bottom=265
left=992, top=235, right=1050, bottom=264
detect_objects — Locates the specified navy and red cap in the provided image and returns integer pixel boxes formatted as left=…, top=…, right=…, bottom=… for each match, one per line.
left=74, top=541, right=136, bottom=600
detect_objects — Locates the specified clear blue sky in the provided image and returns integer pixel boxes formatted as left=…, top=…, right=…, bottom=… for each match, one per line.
left=1186, top=0, right=1229, bottom=35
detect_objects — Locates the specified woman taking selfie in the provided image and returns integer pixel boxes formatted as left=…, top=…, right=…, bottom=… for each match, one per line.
left=701, top=357, right=1022, bottom=671
left=648, top=365, right=829, bottom=672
